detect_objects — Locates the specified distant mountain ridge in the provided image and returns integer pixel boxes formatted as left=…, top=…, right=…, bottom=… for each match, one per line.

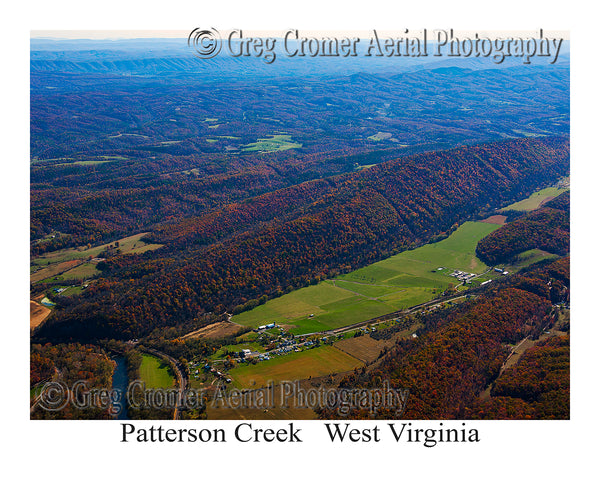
left=31, top=38, right=570, bottom=77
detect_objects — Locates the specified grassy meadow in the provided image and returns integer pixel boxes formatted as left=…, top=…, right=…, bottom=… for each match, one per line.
left=228, top=345, right=363, bottom=389
left=501, top=186, right=568, bottom=211
left=139, top=354, right=175, bottom=389
left=241, top=134, right=302, bottom=153
left=233, top=221, right=500, bottom=334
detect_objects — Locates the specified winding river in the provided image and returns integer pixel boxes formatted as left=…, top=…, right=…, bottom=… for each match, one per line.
left=111, top=356, right=130, bottom=420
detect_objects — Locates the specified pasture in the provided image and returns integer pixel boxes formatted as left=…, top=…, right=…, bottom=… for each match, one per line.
left=501, top=186, right=568, bottom=211
left=228, top=346, right=363, bottom=389
left=509, top=249, right=560, bottom=269
left=30, top=300, right=51, bottom=330
left=241, top=134, right=302, bottom=153
left=139, top=354, right=175, bottom=389
left=30, top=259, right=83, bottom=283
left=233, top=221, right=499, bottom=334
left=31, top=233, right=163, bottom=284
left=333, top=335, right=387, bottom=363
left=31, top=232, right=162, bottom=268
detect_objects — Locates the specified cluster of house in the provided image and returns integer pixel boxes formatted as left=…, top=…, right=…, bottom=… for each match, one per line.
left=360, top=327, right=377, bottom=333
left=450, top=270, right=477, bottom=283
left=494, top=267, right=509, bottom=275
left=232, top=331, right=349, bottom=365
left=186, top=359, right=232, bottom=382
left=237, top=337, right=304, bottom=363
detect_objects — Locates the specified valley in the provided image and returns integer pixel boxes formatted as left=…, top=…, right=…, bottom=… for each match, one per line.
left=29, top=37, right=570, bottom=421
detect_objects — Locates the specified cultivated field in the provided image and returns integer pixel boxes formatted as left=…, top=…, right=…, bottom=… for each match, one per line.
left=31, top=233, right=163, bottom=284
left=333, top=335, right=386, bottom=363
left=59, top=262, right=100, bottom=281
left=182, top=321, right=245, bottom=340
left=233, top=221, right=500, bottom=334
left=228, top=346, right=363, bottom=389
left=30, top=259, right=83, bottom=283
left=31, top=232, right=162, bottom=268
left=30, top=300, right=51, bottom=330
left=481, top=215, right=507, bottom=225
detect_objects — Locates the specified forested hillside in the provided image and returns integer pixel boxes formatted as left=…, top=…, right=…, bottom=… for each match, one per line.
left=34, top=137, right=569, bottom=341
left=30, top=343, right=115, bottom=419
left=466, top=335, right=569, bottom=419
left=476, top=191, right=570, bottom=264
left=31, top=61, right=569, bottom=253
left=316, top=257, right=570, bottom=420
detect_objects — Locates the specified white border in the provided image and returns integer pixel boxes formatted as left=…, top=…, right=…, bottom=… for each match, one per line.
left=6, top=0, right=598, bottom=478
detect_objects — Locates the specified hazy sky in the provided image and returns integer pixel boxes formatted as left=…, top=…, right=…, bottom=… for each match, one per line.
left=31, top=29, right=570, bottom=40
left=31, top=30, right=190, bottom=39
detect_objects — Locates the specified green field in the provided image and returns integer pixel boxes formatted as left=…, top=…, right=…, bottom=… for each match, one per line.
left=56, top=160, right=112, bottom=166
left=228, top=346, right=363, bottom=389
left=207, top=135, right=240, bottom=142
left=367, top=132, right=393, bottom=141
left=38, top=263, right=100, bottom=284
left=509, top=249, right=560, bottom=269
left=501, top=186, right=568, bottom=211
left=233, top=221, right=500, bottom=334
left=241, top=134, right=302, bottom=153
left=139, top=354, right=175, bottom=389
left=59, top=262, right=100, bottom=280
left=59, top=285, right=88, bottom=297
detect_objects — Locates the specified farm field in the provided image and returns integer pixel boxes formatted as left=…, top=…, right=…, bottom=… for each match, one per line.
left=228, top=345, right=363, bottom=389
left=333, top=335, right=388, bottom=363
left=31, top=233, right=163, bottom=285
left=33, top=261, right=99, bottom=284
left=59, top=262, right=100, bottom=281
left=241, top=134, right=302, bottom=153
left=233, top=221, right=500, bottom=334
left=30, top=259, right=83, bottom=283
left=501, top=186, right=568, bottom=211
left=182, top=321, right=245, bottom=340
left=30, top=300, right=51, bottom=330
left=56, top=160, right=112, bottom=166
left=31, top=232, right=162, bottom=268
left=333, top=321, right=421, bottom=363
left=138, top=354, right=175, bottom=389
